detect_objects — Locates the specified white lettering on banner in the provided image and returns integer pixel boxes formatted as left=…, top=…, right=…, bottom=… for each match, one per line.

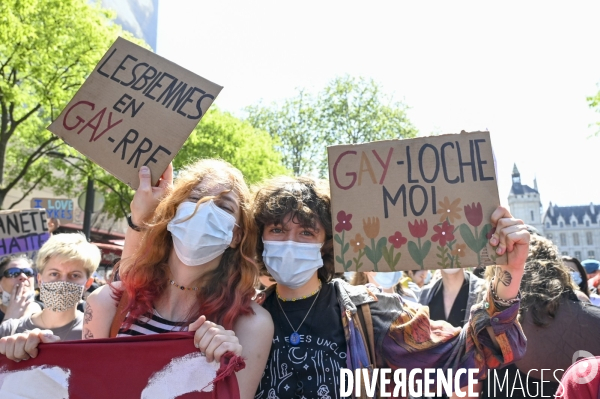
left=340, top=367, right=480, bottom=397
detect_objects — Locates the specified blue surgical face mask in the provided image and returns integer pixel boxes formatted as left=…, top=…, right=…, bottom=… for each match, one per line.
left=424, top=270, right=432, bottom=285
left=262, top=240, right=324, bottom=289
left=571, top=271, right=583, bottom=286
left=373, top=272, right=403, bottom=289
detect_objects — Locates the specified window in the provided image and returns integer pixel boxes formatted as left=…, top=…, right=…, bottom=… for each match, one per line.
left=562, top=251, right=569, bottom=256
left=586, top=221, right=591, bottom=227
left=546, top=222, right=551, bottom=228
left=560, top=233, right=567, bottom=246
left=572, top=221, right=577, bottom=227
left=575, top=251, right=582, bottom=260
left=573, top=233, right=580, bottom=246
left=560, top=221, right=564, bottom=228
left=531, top=211, right=534, bottom=221
left=547, top=233, right=553, bottom=239
left=589, top=250, right=596, bottom=259
left=587, top=232, right=594, bottom=245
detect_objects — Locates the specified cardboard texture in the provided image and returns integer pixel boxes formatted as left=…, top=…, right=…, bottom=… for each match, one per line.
left=328, top=131, right=507, bottom=272
left=31, top=198, right=74, bottom=224
left=0, top=209, right=49, bottom=256
left=47, top=37, right=223, bottom=189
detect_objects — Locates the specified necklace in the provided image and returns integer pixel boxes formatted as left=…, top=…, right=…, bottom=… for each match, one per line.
left=276, top=282, right=322, bottom=346
left=169, top=279, right=199, bottom=291
left=276, top=280, right=322, bottom=302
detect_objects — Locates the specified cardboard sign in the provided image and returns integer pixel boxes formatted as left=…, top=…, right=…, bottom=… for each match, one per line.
left=31, top=198, right=74, bottom=224
left=47, top=37, right=222, bottom=189
left=328, top=131, right=507, bottom=272
left=0, top=209, right=49, bottom=256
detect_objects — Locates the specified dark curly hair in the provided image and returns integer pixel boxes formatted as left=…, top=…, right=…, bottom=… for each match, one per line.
left=252, top=176, right=335, bottom=283
left=519, top=235, right=580, bottom=326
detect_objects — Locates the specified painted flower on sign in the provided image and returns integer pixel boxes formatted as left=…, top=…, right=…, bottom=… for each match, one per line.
left=432, top=221, right=455, bottom=247
left=464, top=202, right=483, bottom=227
left=388, top=232, right=407, bottom=249
left=335, top=211, right=353, bottom=233
left=408, top=219, right=428, bottom=238
left=451, top=243, right=467, bottom=258
left=350, top=234, right=365, bottom=253
left=436, top=196, right=462, bottom=223
left=363, top=217, right=380, bottom=239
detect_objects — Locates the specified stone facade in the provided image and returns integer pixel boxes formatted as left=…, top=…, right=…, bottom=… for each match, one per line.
left=508, top=164, right=600, bottom=260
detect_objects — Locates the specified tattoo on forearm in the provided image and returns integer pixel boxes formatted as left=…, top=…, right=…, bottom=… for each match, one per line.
left=84, top=328, right=94, bottom=339
left=495, top=267, right=513, bottom=290
left=84, top=304, right=93, bottom=324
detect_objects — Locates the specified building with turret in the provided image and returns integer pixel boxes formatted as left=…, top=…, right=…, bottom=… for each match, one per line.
left=508, top=164, right=600, bottom=260
left=507, top=165, right=544, bottom=232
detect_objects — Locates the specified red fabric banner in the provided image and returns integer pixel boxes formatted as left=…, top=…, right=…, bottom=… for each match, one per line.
left=0, top=332, right=243, bottom=399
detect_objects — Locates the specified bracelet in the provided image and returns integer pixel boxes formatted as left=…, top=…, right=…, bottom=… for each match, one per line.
left=490, top=279, right=520, bottom=307
left=127, top=214, right=142, bottom=232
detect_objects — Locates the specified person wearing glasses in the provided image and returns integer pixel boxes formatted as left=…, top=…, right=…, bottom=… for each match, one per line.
left=0, top=256, right=42, bottom=323
left=0, top=233, right=101, bottom=360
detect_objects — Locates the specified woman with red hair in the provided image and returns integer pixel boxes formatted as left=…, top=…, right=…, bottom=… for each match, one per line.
left=85, top=159, right=273, bottom=398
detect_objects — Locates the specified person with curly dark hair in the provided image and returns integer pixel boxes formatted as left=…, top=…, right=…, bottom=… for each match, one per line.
left=253, top=175, right=528, bottom=399
left=480, top=234, right=600, bottom=399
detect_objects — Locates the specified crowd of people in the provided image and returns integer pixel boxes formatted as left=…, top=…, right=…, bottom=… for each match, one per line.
left=0, top=158, right=597, bottom=398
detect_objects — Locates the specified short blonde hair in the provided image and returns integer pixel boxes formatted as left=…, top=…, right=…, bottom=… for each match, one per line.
left=36, top=233, right=101, bottom=277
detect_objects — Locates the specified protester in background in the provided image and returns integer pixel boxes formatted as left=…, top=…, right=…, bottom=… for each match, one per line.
left=252, top=176, right=527, bottom=399
left=407, top=269, right=430, bottom=288
left=563, top=256, right=591, bottom=298
left=85, top=161, right=272, bottom=399
left=479, top=234, right=600, bottom=398
left=583, top=259, right=600, bottom=294
left=351, top=271, right=419, bottom=302
left=0, top=233, right=101, bottom=360
left=417, top=268, right=487, bottom=399
left=0, top=256, right=42, bottom=323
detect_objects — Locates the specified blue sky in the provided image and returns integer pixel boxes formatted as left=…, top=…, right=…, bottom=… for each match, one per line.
left=156, top=1, right=600, bottom=209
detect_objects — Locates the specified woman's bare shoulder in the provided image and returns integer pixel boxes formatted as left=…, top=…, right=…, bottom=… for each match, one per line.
left=235, top=301, right=273, bottom=334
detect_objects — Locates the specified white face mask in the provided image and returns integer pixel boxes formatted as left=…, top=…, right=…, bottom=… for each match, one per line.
left=441, top=268, right=462, bottom=275
left=571, top=271, right=583, bottom=286
left=262, top=240, right=323, bottom=289
left=373, top=272, right=403, bottom=289
left=0, top=288, right=34, bottom=306
left=424, top=270, right=432, bottom=285
left=167, top=200, right=237, bottom=266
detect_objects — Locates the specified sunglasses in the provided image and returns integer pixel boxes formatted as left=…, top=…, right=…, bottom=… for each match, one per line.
left=2, top=267, right=35, bottom=278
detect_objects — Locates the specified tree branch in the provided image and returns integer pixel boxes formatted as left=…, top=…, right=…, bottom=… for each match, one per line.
left=6, top=172, right=51, bottom=209
left=1, top=135, right=59, bottom=194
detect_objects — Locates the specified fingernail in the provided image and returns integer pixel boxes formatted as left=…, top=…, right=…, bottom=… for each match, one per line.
left=44, top=333, right=53, bottom=338
left=496, top=247, right=503, bottom=255
left=490, top=236, right=498, bottom=245
left=140, top=166, right=149, bottom=173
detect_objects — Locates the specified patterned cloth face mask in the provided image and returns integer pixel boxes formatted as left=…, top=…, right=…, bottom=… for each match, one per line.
left=40, top=281, right=85, bottom=312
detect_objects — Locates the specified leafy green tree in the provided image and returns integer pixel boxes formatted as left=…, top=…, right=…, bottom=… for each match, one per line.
left=245, top=76, right=418, bottom=177
left=588, top=87, right=600, bottom=135
left=175, top=107, right=288, bottom=185
left=246, top=90, right=321, bottom=176
left=0, top=0, right=141, bottom=210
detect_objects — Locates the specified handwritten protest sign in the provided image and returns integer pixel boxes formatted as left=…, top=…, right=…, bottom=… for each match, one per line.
left=0, top=209, right=49, bottom=256
left=48, top=37, right=222, bottom=189
left=328, top=131, right=506, bottom=272
left=31, top=198, right=73, bottom=224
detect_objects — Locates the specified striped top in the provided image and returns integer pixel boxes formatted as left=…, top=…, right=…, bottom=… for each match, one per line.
left=116, top=309, right=188, bottom=337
